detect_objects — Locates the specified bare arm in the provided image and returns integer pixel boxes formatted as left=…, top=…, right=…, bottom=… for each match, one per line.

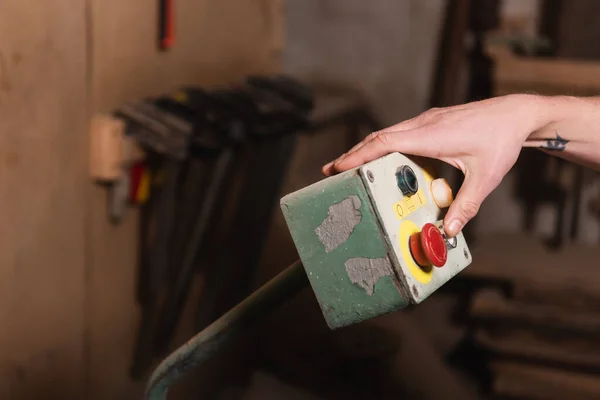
left=322, top=94, right=600, bottom=237
left=524, top=95, right=600, bottom=170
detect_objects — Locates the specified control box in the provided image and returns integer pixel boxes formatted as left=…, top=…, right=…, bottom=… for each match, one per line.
left=280, top=152, right=472, bottom=329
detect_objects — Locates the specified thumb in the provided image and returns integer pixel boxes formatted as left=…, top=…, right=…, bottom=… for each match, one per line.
left=443, top=174, right=490, bottom=237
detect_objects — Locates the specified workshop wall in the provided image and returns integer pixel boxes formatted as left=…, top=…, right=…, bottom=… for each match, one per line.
left=88, top=1, right=283, bottom=398
left=283, top=0, right=540, bottom=128
left=0, top=1, right=88, bottom=398
left=284, top=0, right=445, bottom=124
left=0, top=0, right=283, bottom=398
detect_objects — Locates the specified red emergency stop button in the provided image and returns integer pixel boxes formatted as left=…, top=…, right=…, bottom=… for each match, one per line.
left=409, top=223, right=447, bottom=268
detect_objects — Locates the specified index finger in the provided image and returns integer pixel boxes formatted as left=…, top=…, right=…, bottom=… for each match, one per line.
left=322, top=115, right=430, bottom=176
left=331, top=127, right=440, bottom=173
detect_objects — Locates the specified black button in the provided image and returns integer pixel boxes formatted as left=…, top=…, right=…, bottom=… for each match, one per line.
left=396, top=165, right=418, bottom=196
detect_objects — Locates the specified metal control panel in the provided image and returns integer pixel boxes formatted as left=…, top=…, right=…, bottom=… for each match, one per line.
left=358, top=152, right=471, bottom=304
left=280, top=152, right=472, bottom=329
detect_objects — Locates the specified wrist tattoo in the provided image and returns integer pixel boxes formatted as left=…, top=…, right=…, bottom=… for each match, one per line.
left=539, top=132, right=569, bottom=152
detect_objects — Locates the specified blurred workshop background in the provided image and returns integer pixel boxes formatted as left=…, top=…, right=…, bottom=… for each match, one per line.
left=2, top=0, right=600, bottom=399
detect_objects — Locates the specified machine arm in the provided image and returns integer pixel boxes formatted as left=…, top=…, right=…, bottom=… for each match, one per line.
left=145, top=259, right=308, bottom=400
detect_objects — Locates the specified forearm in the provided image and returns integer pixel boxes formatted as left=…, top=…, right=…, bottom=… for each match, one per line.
left=525, top=95, right=600, bottom=170
left=324, top=92, right=600, bottom=236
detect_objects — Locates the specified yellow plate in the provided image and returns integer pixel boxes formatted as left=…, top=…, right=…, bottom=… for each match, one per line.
left=398, top=219, right=432, bottom=284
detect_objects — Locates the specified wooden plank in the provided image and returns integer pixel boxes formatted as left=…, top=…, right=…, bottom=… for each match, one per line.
left=488, top=44, right=600, bottom=96
left=470, top=289, right=600, bottom=334
left=87, top=0, right=284, bottom=398
left=476, top=328, right=600, bottom=370
left=0, top=0, right=88, bottom=398
left=464, top=233, right=600, bottom=307
left=464, top=232, right=550, bottom=282
left=492, top=361, right=600, bottom=400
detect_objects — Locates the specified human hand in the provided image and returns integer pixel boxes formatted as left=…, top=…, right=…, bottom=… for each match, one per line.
left=322, top=94, right=550, bottom=237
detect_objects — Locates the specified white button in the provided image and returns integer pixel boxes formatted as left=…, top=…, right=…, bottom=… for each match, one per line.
left=431, top=178, right=453, bottom=208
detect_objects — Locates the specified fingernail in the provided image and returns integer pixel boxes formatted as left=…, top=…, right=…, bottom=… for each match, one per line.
left=322, top=161, right=334, bottom=171
left=447, top=219, right=462, bottom=236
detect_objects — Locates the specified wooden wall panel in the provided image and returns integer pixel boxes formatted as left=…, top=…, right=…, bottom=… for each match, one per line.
left=0, top=0, right=88, bottom=398
left=0, top=0, right=283, bottom=397
left=91, top=0, right=283, bottom=112
left=87, top=0, right=284, bottom=398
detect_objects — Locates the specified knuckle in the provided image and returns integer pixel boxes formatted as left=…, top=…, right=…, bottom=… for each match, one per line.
left=366, top=132, right=379, bottom=141
left=488, top=173, right=503, bottom=188
left=480, top=169, right=503, bottom=189
left=459, top=200, right=480, bottom=220
left=423, top=107, right=442, bottom=117
left=419, top=109, right=443, bottom=124
left=415, top=111, right=431, bottom=123
left=374, top=132, right=392, bottom=147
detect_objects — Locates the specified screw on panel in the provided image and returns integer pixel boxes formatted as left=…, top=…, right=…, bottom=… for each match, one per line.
left=464, top=248, right=469, bottom=259
left=367, top=170, right=375, bottom=183
left=412, top=285, right=419, bottom=297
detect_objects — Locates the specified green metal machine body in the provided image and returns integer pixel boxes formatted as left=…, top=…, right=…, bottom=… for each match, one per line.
left=281, top=152, right=472, bottom=329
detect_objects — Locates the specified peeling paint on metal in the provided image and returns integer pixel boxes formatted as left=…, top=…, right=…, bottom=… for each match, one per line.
left=345, top=257, right=393, bottom=296
left=314, top=195, right=362, bottom=252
